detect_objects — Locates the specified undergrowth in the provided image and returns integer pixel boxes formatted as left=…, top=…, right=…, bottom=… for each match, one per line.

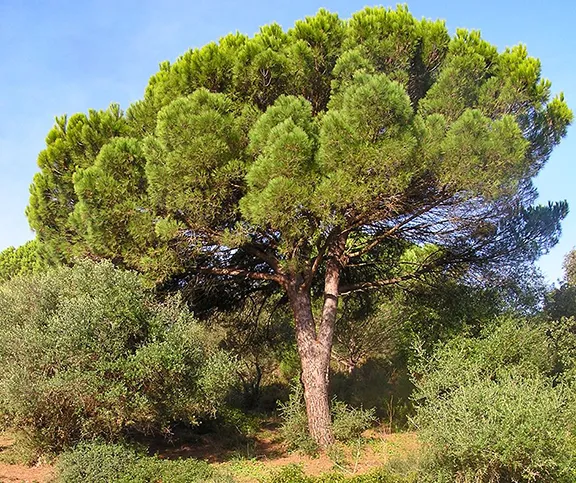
left=55, top=442, right=234, bottom=482
left=279, top=382, right=376, bottom=454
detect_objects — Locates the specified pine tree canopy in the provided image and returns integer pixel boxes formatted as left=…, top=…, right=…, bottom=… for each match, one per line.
left=27, top=7, right=571, bottom=286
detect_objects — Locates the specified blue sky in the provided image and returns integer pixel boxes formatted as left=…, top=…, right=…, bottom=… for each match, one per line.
left=0, top=0, right=574, bottom=282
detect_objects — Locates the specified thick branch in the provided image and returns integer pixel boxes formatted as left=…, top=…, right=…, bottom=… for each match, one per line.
left=304, top=228, right=339, bottom=290
left=317, top=232, right=348, bottom=344
left=243, top=244, right=282, bottom=273
left=194, top=266, right=286, bottom=285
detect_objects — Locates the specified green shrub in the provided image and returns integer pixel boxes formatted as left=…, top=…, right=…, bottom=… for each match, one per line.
left=55, top=442, right=141, bottom=482
left=216, top=407, right=262, bottom=439
left=331, top=400, right=376, bottom=442
left=416, top=375, right=576, bottom=482
left=411, top=317, right=555, bottom=403
left=269, top=464, right=310, bottom=483
left=546, top=316, right=576, bottom=384
left=331, top=358, right=413, bottom=430
left=279, top=383, right=375, bottom=453
left=278, top=383, right=318, bottom=454
left=412, top=318, right=576, bottom=482
left=55, top=442, right=233, bottom=482
left=0, top=261, right=236, bottom=453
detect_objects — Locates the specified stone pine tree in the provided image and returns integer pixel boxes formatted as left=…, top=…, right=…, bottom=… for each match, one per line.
left=0, top=240, right=46, bottom=283
left=27, top=7, right=572, bottom=446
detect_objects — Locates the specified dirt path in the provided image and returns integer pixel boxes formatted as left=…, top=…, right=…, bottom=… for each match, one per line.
left=0, top=463, right=54, bottom=483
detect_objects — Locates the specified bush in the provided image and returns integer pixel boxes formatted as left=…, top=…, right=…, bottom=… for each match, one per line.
left=331, top=400, right=376, bottom=442
left=412, top=318, right=576, bottom=482
left=416, top=375, right=576, bottom=482
left=411, top=317, right=555, bottom=402
left=278, top=383, right=318, bottom=454
left=279, top=383, right=375, bottom=453
left=55, top=442, right=141, bottom=482
left=330, top=358, right=413, bottom=430
left=0, top=261, right=236, bottom=453
left=55, top=442, right=233, bottom=482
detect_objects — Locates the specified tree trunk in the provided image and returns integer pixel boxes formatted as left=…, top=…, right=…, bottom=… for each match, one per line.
left=288, top=283, right=335, bottom=447
left=286, top=233, right=346, bottom=448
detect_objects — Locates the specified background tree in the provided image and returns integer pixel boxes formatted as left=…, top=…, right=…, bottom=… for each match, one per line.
left=563, top=248, right=576, bottom=286
left=209, top=290, right=294, bottom=409
left=545, top=249, right=576, bottom=320
left=27, top=7, right=572, bottom=446
left=0, top=240, right=46, bottom=283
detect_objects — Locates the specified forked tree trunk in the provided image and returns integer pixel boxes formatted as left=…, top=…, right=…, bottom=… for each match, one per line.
left=288, top=284, right=335, bottom=447
left=286, top=235, right=346, bottom=448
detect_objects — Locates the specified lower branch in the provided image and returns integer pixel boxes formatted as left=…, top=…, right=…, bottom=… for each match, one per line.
left=194, top=266, right=286, bottom=284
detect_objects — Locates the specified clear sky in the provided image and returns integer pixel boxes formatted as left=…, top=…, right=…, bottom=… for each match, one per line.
left=0, top=0, right=574, bottom=282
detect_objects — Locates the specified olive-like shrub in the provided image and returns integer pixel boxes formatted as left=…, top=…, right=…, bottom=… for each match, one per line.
left=0, top=260, right=236, bottom=453
left=412, top=318, right=576, bottom=482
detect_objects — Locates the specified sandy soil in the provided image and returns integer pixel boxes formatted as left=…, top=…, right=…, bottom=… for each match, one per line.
left=0, top=435, right=54, bottom=482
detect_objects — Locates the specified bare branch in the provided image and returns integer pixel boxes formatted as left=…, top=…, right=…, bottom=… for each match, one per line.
left=339, top=274, right=415, bottom=295
left=339, top=250, right=446, bottom=295
left=346, top=194, right=452, bottom=259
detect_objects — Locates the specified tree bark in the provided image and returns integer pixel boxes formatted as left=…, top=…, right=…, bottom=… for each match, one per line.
left=286, top=233, right=347, bottom=448
left=288, top=283, right=335, bottom=447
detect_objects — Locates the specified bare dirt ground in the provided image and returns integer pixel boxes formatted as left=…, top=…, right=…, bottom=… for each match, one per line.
left=0, top=465, right=53, bottom=483
left=243, top=430, right=418, bottom=478
left=0, top=435, right=53, bottom=483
